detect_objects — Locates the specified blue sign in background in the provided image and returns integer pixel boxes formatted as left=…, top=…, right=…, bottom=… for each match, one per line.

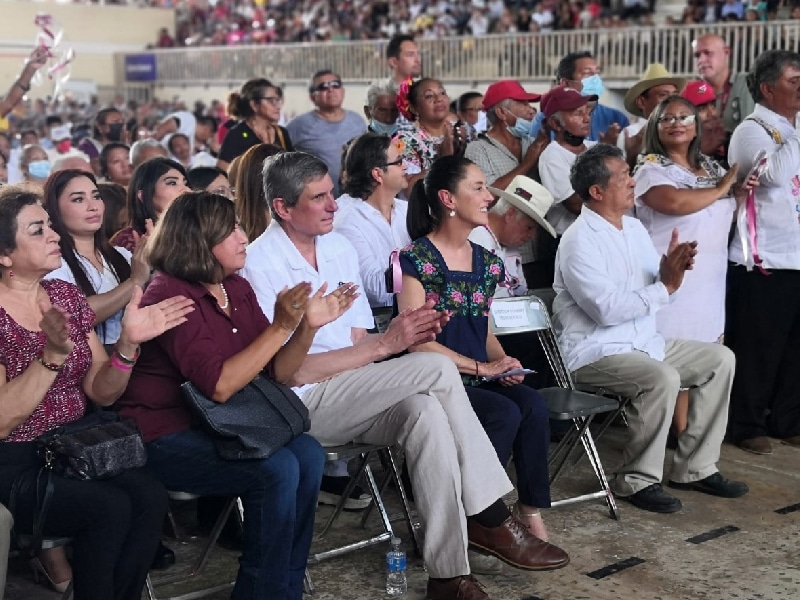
left=124, top=54, right=157, bottom=82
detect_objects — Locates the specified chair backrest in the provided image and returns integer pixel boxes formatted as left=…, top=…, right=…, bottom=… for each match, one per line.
left=489, top=294, right=577, bottom=390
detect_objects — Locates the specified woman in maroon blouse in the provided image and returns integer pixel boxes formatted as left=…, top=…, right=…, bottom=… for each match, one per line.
left=118, top=191, right=357, bottom=600
left=0, top=185, right=195, bottom=600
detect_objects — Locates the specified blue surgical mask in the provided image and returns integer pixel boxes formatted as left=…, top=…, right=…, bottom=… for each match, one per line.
left=370, top=120, right=398, bottom=136
left=28, top=160, right=51, bottom=180
left=508, top=116, right=533, bottom=139
left=581, top=74, right=605, bottom=98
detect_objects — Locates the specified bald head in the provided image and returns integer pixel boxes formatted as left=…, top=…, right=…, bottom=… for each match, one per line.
left=693, top=34, right=731, bottom=90
left=53, top=154, right=92, bottom=174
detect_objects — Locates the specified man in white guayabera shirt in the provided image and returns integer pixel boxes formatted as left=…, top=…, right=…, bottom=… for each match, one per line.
left=553, top=143, right=748, bottom=515
left=726, top=50, right=800, bottom=456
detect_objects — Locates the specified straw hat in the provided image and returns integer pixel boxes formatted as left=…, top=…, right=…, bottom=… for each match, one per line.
left=488, top=175, right=556, bottom=238
left=624, top=64, right=687, bottom=117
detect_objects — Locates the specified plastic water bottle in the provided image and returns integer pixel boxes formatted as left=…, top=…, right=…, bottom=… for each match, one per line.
left=385, top=536, right=407, bottom=596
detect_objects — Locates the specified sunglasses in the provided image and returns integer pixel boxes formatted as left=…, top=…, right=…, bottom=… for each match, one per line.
left=657, top=114, right=696, bottom=127
left=311, top=80, right=343, bottom=93
left=255, top=96, right=283, bottom=105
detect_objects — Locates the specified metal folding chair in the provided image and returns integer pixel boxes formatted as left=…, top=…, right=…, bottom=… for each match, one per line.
left=489, top=294, right=620, bottom=520
left=309, top=443, right=420, bottom=564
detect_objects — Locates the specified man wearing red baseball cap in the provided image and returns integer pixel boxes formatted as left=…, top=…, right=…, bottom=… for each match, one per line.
left=466, top=80, right=551, bottom=287
left=681, top=80, right=727, bottom=158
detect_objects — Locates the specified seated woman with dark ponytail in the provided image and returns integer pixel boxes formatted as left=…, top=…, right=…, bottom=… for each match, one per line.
left=396, top=154, right=557, bottom=543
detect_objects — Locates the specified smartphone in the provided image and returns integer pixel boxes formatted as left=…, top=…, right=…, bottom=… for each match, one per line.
left=480, top=368, right=536, bottom=382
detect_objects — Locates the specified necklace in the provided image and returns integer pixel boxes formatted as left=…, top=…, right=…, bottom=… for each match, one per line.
left=219, top=282, right=229, bottom=310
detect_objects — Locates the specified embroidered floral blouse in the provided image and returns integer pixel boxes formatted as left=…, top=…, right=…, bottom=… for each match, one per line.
left=395, top=123, right=476, bottom=175
left=0, top=280, right=95, bottom=442
left=400, top=238, right=503, bottom=386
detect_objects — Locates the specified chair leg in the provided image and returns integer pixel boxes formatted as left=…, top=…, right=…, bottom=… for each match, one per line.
left=549, top=417, right=593, bottom=484
left=382, top=448, right=422, bottom=557
left=315, top=452, right=372, bottom=540
left=303, top=568, right=314, bottom=595
left=145, top=573, right=157, bottom=600
left=362, top=462, right=394, bottom=539
left=579, top=427, right=620, bottom=521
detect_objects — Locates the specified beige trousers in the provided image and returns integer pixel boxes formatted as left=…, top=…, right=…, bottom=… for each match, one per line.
left=574, top=339, right=734, bottom=496
left=0, top=503, right=12, bottom=600
left=303, top=352, right=514, bottom=578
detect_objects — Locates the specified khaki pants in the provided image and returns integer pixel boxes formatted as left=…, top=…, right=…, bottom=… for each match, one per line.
left=303, top=352, right=514, bottom=578
left=0, top=503, right=12, bottom=600
left=574, top=340, right=734, bottom=496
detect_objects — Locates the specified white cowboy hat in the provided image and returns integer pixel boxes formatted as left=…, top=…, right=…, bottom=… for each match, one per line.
left=624, top=63, right=687, bottom=117
left=488, top=175, right=556, bottom=238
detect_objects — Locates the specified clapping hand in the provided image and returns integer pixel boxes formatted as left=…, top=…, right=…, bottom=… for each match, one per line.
left=304, top=282, right=360, bottom=330
left=273, top=282, right=313, bottom=333
left=38, top=296, right=74, bottom=359
left=599, top=123, right=621, bottom=146
left=380, top=299, right=449, bottom=355
left=659, top=229, right=698, bottom=295
left=120, top=286, right=195, bottom=345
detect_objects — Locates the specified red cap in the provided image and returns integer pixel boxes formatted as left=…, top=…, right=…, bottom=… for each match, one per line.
left=540, top=86, right=597, bottom=118
left=482, top=80, right=541, bottom=111
left=681, top=81, right=716, bottom=107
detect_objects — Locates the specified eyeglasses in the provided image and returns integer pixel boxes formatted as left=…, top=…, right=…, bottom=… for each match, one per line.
left=255, top=96, right=283, bottom=106
left=311, top=80, right=343, bottom=93
left=381, top=158, right=404, bottom=168
left=657, top=114, right=697, bottom=127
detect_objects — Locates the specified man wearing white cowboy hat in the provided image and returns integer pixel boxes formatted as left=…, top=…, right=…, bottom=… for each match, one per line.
left=469, top=175, right=556, bottom=299
left=620, top=64, right=686, bottom=166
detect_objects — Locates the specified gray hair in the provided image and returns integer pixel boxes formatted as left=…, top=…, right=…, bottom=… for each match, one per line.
left=366, top=79, right=396, bottom=111
left=262, top=151, right=329, bottom=223
left=747, top=50, right=800, bottom=104
left=486, top=99, right=512, bottom=127
left=570, top=143, right=624, bottom=202
left=19, top=144, right=46, bottom=170
left=130, top=138, right=168, bottom=166
left=490, top=196, right=526, bottom=221
left=643, top=96, right=702, bottom=170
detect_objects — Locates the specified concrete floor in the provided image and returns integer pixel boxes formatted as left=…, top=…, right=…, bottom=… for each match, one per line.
left=5, top=425, right=800, bottom=600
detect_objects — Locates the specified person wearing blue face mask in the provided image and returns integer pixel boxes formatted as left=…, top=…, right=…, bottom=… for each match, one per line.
left=19, top=144, right=50, bottom=187
left=363, top=80, right=399, bottom=137
left=465, top=80, right=552, bottom=289
left=529, top=51, right=630, bottom=144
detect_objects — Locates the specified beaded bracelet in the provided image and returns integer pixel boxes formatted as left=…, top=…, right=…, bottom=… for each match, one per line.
left=38, top=353, right=65, bottom=372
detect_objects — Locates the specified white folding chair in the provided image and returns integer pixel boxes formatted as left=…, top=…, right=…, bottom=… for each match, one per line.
left=489, top=295, right=620, bottom=519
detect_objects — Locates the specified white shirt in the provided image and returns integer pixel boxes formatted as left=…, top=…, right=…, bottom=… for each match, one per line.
left=468, top=225, right=528, bottom=298
left=45, top=247, right=133, bottom=345
left=553, top=207, right=671, bottom=372
left=334, top=199, right=411, bottom=308
left=728, top=103, right=800, bottom=270
left=241, top=221, right=374, bottom=399
left=634, top=157, right=734, bottom=342
left=616, top=120, right=646, bottom=162
left=539, top=140, right=597, bottom=235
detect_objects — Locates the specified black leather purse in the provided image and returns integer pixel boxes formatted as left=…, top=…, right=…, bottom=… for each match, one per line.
left=35, top=411, right=147, bottom=480
left=181, top=375, right=310, bottom=460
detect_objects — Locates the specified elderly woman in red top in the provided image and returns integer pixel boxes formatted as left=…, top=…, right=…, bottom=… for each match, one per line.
left=117, top=191, right=357, bottom=600
left=0, top=185, right=195, bottom=600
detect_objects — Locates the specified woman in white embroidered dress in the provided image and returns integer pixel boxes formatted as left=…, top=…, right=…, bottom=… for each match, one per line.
left=633, top=96, right=750, bottom=435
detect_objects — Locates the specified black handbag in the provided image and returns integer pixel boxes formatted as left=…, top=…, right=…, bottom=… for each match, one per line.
left=181, top=375, right=311, bottom=461
left=35, top=411, right=147, bottom=481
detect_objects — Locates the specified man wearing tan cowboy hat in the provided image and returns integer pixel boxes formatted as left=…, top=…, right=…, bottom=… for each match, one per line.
left=469, top=175, right=556, bottom=300
left=620, top=64, right=686, bottom=166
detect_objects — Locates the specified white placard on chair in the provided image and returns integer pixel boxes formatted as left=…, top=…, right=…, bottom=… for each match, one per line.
left=492, top=303, right=530, bottom=328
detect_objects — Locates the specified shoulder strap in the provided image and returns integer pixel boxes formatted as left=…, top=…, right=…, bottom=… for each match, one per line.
left=745, top=115, right=784, bottom=145
left=274, top=126, right=286, bottom=149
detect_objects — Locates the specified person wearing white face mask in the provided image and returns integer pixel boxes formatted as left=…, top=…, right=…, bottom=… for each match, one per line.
left=363, top=79, right=399, bottom=137
left=19, top=144, right=51, bottom=188
left=529, top=51, right=630, bottom=144
left=466, top=80, right=552, bottom=288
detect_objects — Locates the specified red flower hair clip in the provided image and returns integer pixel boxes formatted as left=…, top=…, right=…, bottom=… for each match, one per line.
left=396, top=77, right=416, bottom=122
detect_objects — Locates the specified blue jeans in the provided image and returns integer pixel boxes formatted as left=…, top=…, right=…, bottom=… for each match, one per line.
left=146, top=430, right=324, bottom=600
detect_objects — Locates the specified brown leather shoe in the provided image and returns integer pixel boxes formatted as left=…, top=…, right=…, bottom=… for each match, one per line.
left=736, top=436, right=772, bottom=455
left=781, top=435, right=800, bottom=447
left=426, top=575, right=490, bottom=600
left=467, top=517, right=569, bottom=571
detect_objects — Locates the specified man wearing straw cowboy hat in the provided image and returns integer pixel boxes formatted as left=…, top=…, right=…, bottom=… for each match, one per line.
left=620, top=64, right=686, bottom=167
left=469, top=175, right=556, bottom=300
